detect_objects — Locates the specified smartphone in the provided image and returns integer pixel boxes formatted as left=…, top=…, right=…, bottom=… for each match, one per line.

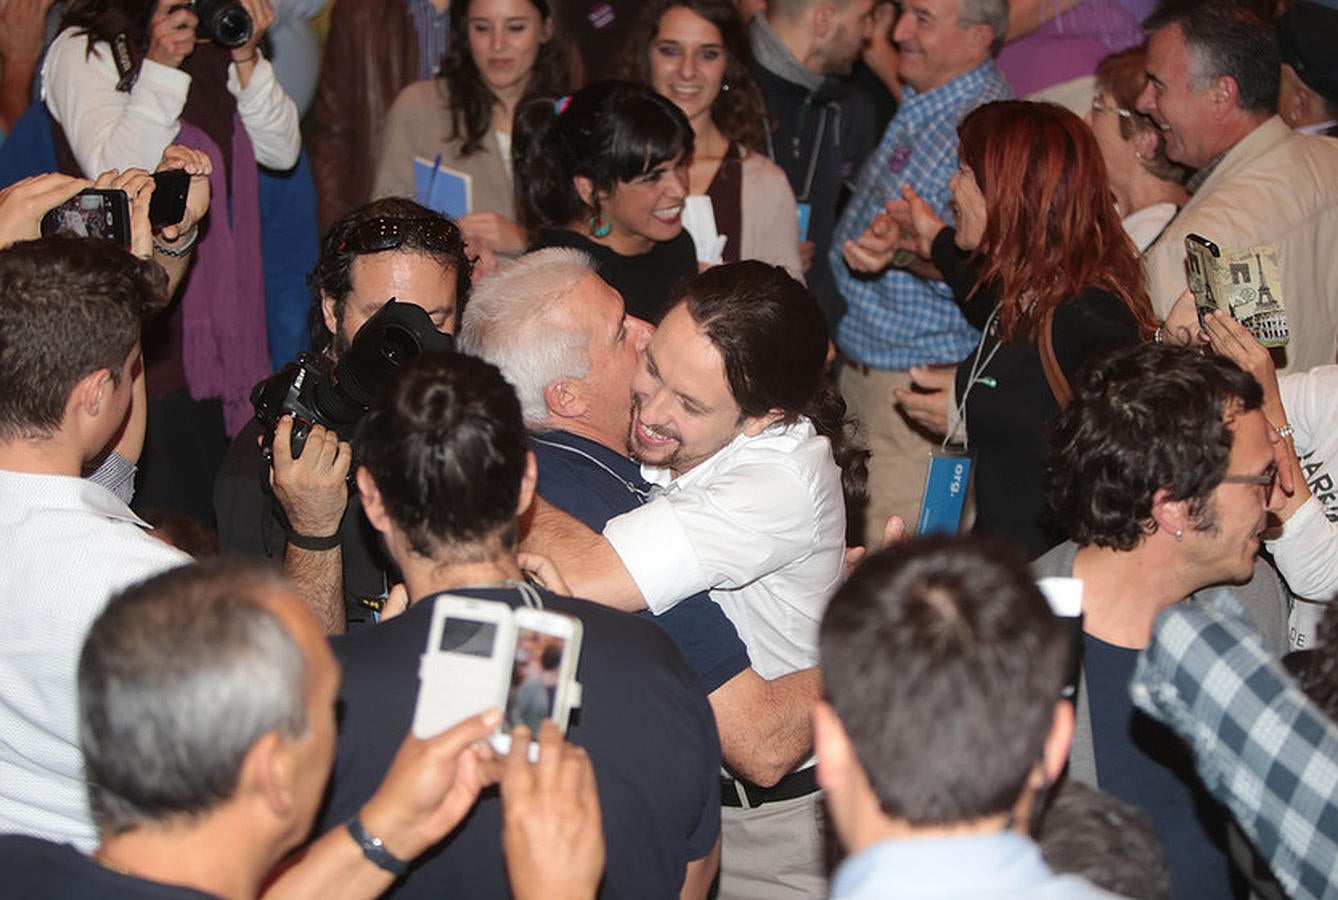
left=40, top=189, right=131, bottom=246
left=1184, top=233, right=1222, bottom=329
left=149, top=169, right=190, bottom=228
left=491, top=608, right=583, bottom=759
left=411, top=595, right=517, bottom=739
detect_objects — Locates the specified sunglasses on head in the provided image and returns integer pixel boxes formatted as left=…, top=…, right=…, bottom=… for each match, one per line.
left=338, top=216, right=462, bottom=255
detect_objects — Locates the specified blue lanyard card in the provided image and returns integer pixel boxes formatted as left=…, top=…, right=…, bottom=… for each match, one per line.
left=917, top=450, right=972, bottom=536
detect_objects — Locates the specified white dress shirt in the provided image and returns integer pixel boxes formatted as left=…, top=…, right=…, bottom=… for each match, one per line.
left=603, top=419, right=845, bottom=679
left=0, top=470, right=189, bottom=850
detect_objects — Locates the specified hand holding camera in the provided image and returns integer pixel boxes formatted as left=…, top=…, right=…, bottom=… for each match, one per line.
left=268, top=416, right=352, bottom=547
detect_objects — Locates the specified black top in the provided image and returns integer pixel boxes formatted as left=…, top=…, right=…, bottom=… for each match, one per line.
left=214, top=417, right=392, bottom=628
left=528, top=228, right=696, bottom=324
left=531, top=429, right=751, bottom=694
left=1084, top=635, right=1243, bottom=899
left=318, top=584, right=721, bottom=898
left=0, top=836, right=219, bottom=899
left=749, top=58, right=885, bottom=332
left=935, top=228, right=1141, bottom=558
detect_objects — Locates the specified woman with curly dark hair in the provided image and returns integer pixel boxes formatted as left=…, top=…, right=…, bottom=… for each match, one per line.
left=374, top=0, right=575, bottom=257
left=847, top=100, right=1157, bottom=557
left=618, top=0, right=801, bottom=275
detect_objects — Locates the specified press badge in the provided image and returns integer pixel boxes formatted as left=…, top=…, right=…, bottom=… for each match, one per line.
left=917, top=449, right=972, bottom=536
left=796, top=203, right=812, bottom=241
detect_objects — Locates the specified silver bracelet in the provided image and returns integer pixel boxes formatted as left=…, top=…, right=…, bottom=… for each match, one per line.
left=153, top=225, right=199, bottom=258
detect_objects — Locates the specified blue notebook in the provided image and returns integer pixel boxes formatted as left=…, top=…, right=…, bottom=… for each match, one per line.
left=414, top=156, right=473, bottom=219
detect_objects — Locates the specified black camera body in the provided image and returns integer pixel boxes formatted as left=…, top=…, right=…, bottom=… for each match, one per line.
left=252, top=298, right=452, bottom=461
left=186, top=0, right=252, bottom=48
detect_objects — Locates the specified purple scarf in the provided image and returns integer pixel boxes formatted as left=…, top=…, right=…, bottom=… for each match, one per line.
left=176, top=119, right=270, bottom=435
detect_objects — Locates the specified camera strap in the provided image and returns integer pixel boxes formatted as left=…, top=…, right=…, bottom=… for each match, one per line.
left=112, top=32, right=141, bottom=93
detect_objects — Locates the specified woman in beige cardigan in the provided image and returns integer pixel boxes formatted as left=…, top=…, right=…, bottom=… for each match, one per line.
left=374, top=0, right=574, bottom=258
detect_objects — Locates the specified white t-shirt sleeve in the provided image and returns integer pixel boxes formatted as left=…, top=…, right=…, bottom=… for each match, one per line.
left=602, top=462, right=816, bottom=615
left=42, top=29, right=190, bottom=175
left=227, top=54, right=300, bottom=170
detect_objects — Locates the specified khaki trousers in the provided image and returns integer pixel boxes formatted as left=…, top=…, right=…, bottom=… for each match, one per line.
left=839, top=363, right=941, bottom=547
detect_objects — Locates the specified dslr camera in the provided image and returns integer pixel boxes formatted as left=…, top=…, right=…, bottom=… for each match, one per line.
left=252, top=298, right=452, bottom=462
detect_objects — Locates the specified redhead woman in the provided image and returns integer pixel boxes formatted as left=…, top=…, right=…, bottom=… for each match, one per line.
left=848, top=100, right=1157, bottom=556
left=618, top=0, right=802, bottom=276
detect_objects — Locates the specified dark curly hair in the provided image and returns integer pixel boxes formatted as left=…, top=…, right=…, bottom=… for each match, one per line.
left=439, top=0, right=575, bottom=157
left=1044, top=343, right=1262, bottom=551
left=615, top=0, right=769, bottom=151
left=307, top=198, right=473, bottom=351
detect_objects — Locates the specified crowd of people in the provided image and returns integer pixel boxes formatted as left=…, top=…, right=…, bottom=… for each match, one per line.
left=1, top=0, right=1337, bottom=898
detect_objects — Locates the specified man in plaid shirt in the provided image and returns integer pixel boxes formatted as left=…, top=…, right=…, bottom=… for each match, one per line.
left=828, top=0, right=1010, bottom=545
left=1133, top=593, right=1338, bottom=900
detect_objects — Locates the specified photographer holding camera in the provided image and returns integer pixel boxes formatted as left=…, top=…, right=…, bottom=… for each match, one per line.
left=39, top=0, right=302, bottom=526
left=215, top=198, right=472, bottom=634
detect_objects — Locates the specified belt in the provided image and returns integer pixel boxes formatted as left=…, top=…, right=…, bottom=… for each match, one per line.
left=721, top=766, right=819, bottom=808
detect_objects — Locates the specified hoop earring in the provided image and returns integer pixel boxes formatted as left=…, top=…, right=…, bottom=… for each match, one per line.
left=589, top=210, right=612, bottom=238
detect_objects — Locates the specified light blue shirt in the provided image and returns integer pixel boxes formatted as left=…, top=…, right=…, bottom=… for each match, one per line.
left=831, top=830, right=1119, bottom=898
left=830, top=61, right=1010, bottom=370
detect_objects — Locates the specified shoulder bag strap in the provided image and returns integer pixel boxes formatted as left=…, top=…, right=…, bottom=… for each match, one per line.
left=1039, top=306, right=1072, bottom=409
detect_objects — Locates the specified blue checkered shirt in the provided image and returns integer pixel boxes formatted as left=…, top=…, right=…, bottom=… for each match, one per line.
left=1132, top=593, right=1338, bottom=900
left=830, top=62, right=1010, bottom=370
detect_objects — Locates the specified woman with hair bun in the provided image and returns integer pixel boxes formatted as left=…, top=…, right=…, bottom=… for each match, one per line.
left=513, top=79, right=697, bottom=323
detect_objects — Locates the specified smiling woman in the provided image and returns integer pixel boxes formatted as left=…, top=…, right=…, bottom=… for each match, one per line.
left=513, top=80, right=699, bottom=323
left=373, top=0, right=575, bottom=257
left=617, top=0, right=803, bottom=277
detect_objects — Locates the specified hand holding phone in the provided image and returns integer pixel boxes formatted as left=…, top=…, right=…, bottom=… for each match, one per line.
left=412, top=596, right=583, bottom=764
left=0, top=173, right=91, bottom=249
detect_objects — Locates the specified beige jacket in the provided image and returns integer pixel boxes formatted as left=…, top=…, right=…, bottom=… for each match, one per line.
left=373, top=79, right=516, bottom=223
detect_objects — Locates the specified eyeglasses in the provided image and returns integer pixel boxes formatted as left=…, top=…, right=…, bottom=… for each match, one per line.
left=338, top=216, right=462, bottom=255
left=1221, top=463, right=1278, bottom=496
left=1090, top=96, right=1133, bottom=120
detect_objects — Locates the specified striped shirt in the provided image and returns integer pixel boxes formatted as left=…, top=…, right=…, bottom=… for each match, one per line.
left=407, top=0, right=451, bottom=79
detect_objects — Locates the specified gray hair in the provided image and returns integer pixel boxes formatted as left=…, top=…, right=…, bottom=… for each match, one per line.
left=78, top=561, right=308, bottom=834
left=959, top=0, right=1010, bottom=50
left=457, top=248, right=599, bottom=428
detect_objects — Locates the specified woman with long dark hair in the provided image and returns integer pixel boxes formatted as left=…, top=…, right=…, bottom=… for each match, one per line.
left=513, top=79, right=697, bottom=323
left=40, top=0, right=303, bottom=520
left=849, top=100, right=1156, bottom=556
left=374, top=0, right=574, bottom=258
left=617, top=0, right=801, bottom=275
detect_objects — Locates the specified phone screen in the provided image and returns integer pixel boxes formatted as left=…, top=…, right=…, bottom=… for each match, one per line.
left=503, top=627, right=568, bottom=733
left=439, top=618, right=497, bottom=656
left=50, top=194, right=119, bottom=240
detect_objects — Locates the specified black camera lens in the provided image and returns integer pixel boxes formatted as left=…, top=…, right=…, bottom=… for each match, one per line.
left=193, top=0, right=252, bottom=49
